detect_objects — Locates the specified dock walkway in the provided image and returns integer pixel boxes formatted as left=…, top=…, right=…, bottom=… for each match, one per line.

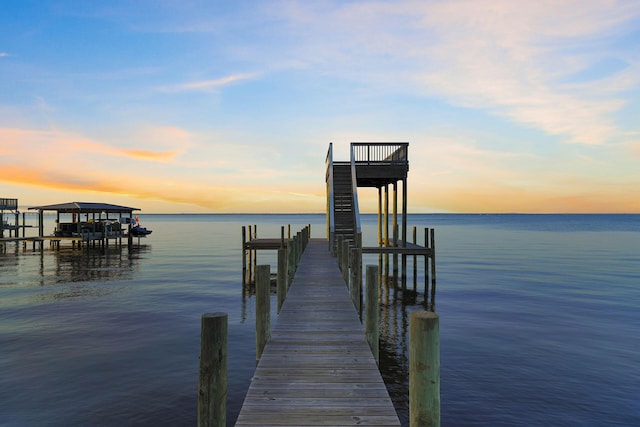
left=235, top=239, right=401, bottom=426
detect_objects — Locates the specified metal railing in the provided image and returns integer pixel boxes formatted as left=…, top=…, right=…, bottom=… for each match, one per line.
left=351, top=142, right=409, bottom=164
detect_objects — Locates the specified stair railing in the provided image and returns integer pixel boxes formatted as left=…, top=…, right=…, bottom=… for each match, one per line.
left=325, top=143, right=335, bottom=253
left=349, top=143, right=362, bottom=244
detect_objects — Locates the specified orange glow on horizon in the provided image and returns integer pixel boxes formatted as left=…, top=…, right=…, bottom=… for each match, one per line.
left=3, top=165, right=637, bottom=214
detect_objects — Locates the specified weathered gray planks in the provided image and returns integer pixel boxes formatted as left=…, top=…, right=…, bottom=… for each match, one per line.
left=235, top=239, right=400, bottom=427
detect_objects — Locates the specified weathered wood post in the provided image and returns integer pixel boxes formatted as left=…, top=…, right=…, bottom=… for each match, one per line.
left=256, top=264, right=271, bottom=361
left=247, top=225, right=254, bottom=283
left=430, top=228, right=436, bottom=308
left=280, top=226, right=285, bottom=248
left=349, top=247, right=361, bottom=316
left=365, top=265, right=379, bottom=364
left=336, top=234, right=343, bottom=264
left=253, top=225, right=258, bottom=278
left=277, top=247, right=286, bottom=314
left=410, top=310, right=440, bottom=427
left=198, top=312, right=228, bottom=427
left=287, top=242, right=295, bottom=288
left=242, top=226, right=247, bottom=284
left=341, top=239, right=351, bottom=282
left=412, top=226, right=418, bottom=290
left=424, top=228, right=430, bottom=299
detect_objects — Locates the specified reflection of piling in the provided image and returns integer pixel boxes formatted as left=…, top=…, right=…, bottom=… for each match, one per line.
left=412, top=227, right=418, bottom=291
left=363, top=225, right=436, bottom=310
left=198, top=312, right=227, bottom=427
left=365, top=265, right=379, bottom=364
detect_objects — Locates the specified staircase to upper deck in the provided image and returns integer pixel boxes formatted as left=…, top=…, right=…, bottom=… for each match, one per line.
left=326, top=142, right=409, bottom=255
left=332, top=163, right=356, bottom=247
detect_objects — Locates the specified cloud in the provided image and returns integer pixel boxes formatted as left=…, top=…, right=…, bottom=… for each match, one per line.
left=157, top=72, right=259, bottom=92
left=264, top=0, right=640, bottom=145
left=0, top=126, right=322, bottom=212
left=408, top=0, right=640, bottom=144
left=0, top=127, right=188, bottom=181
left=0, top=52, right=8, bottom=57
left=0, top=161, right=324, bottom=213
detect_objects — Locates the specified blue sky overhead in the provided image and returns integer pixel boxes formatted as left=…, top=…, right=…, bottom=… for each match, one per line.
left=1, top=0, right=639, bottom=213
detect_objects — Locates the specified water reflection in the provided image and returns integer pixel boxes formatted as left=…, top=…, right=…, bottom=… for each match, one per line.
left=377, top=263, right=435, bottom=426
left=0, top=244, right=149, bottom=288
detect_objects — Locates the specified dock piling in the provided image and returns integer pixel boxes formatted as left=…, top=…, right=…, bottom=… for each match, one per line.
left=277, top=247, right=286, bottom=313
left=430, top=228, right=436, bottom=309
left=198, top=312, right=227, bottom=427
left=409, top=310, right=440, bottom=427
left=349, top=246, right=361, bottom=316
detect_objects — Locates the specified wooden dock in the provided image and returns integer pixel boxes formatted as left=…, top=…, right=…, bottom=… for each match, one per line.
left=235, top=238, right=401, bottom=427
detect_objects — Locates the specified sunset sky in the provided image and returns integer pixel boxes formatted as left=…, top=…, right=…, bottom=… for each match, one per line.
left=2, top=1, right=639, bottom=213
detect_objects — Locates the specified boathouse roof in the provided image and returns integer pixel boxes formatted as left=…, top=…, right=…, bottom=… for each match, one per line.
left=28, top=202, right=139, bottom=214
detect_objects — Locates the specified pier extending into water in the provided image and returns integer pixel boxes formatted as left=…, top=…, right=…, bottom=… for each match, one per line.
left=236, top=239, right=402, bottom=426
left=199, top=142, right=440, bottom=426
left=200, top=234, right=440, bottom=426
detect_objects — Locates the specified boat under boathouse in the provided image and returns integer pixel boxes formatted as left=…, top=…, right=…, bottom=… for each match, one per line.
left=28, top=201, right=140, bottom=249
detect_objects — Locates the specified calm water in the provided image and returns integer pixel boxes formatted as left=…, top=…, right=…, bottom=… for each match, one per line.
left=1, top=214, right=639, bottom=426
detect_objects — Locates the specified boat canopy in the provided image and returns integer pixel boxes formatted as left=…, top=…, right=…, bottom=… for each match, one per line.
left=28, top=202, right=140, bottom=214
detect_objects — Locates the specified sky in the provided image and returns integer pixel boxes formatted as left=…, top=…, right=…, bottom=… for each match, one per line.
left=1, top=0, right=639, bottom=214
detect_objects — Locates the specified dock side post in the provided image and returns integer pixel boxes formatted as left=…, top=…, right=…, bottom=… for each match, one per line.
left=349, top=247, right=361, bottom=316
left=430, top=228, right=436, bottom=309
left=365, top=265, right=379, bottom=364
left=241, top=226, right=247, bottom=284
left=410, top=310, right=440, bottom=427
left=424, top=228, right=430, bottom=300
left=412, top=226, right=418, bottom=290
left=287, top=242, right=295, bottom=288
left=252, top=225, right=257, bottom=281
left=198, top=312, right=227, bottom=427
left=341, top=239, right=350, bottom=282
left=256, top=264, right=271, bottom=361
left=247, top=225, right=253, bottom=283
left=277, top=247, right=286, bottom=314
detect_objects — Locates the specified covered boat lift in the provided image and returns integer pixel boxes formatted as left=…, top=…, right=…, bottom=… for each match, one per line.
left=28, top=202, right=140, bottom=248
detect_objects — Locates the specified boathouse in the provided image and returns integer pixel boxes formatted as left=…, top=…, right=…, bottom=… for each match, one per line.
left=28, top=201, right=139, bottom=247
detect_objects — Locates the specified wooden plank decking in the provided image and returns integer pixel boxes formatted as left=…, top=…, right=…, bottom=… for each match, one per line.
left=235, top=238, right=401, bottom=427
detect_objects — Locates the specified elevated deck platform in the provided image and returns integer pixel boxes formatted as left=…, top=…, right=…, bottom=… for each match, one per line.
left=235, top=239, right=400, bottom=426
